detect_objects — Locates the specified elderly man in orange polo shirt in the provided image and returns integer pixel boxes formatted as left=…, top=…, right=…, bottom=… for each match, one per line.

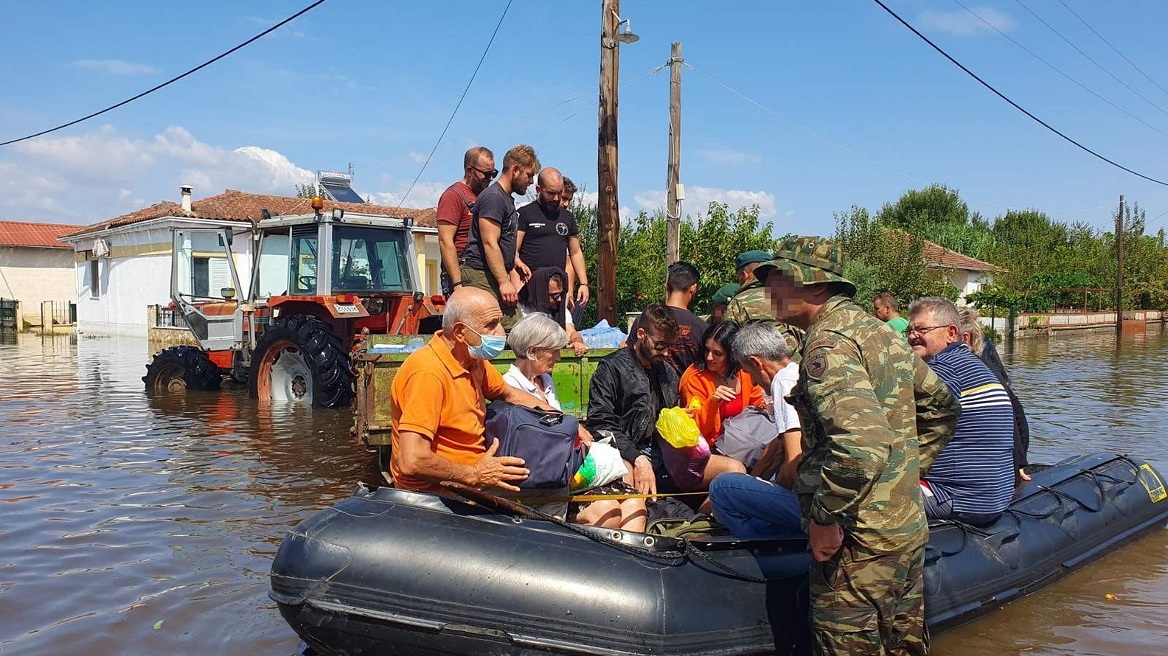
left=390, top=286, right=544, bottom=492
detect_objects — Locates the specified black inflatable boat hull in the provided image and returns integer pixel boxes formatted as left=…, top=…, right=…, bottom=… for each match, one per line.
left=270, top=452, right=1168, bottom=655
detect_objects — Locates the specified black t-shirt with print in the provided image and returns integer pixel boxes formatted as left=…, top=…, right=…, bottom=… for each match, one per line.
left=517, top=202, right=579, bottom=272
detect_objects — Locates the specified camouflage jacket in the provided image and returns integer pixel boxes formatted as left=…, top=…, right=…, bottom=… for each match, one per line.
left=787, top=295, right=959, bottom=553
left=725, top=280, right=805, bottom=357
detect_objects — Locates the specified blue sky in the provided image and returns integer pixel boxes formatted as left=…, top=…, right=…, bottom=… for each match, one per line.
left=3, top=0, right=1168, bottom=239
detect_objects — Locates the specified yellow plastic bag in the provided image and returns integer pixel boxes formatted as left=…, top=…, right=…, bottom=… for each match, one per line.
left=656, top=406, right=701, bottom=449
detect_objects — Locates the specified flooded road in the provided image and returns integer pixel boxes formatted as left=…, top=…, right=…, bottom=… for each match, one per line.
left=1, top=328, right=1166, bottom=655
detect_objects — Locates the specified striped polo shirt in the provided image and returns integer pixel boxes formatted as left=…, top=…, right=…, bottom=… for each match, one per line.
left=923, top=342, right=1016, bottom=515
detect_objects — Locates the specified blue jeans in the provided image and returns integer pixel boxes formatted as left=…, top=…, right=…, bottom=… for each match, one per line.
left=708, top=473, right=806, bottom=539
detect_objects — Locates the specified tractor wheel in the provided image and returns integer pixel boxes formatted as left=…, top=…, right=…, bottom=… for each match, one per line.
left=143, top=346, right=222, bottom=393
left=249, top=315, right=354, bottom=408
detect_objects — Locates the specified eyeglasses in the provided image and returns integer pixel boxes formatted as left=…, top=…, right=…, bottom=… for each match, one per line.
left=548, top=291, right=564, bottom=302
left=470, top=166, right=498, bottom=179
left=649, top=339, right=674, bottom=351
left=906, top=325, right=951, bottom=337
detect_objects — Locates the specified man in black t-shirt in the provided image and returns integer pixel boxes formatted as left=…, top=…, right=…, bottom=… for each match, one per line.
left=515, top=167, right=591, bottom=311
left=629, top=261, right=708, bottom=374
left=461, top=144, right=540, bottom=330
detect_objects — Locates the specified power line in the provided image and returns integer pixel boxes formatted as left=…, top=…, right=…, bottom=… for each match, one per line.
left=1054, top=0, right=1168, bottom=101
left=873, top=0, right=1168, bottom=187
left=1013, top=0, right=1168, bottom=120
left=950, top=0, right=1168, bottom=141
left=353, top=63, right=666, bottom=175
left=0, top=0, right=328, bottom=147
left=393, top=0, right=513, bottom=212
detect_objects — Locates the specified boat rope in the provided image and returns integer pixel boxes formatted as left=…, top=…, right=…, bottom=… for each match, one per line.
left=440, top=482, right=770, bottom=583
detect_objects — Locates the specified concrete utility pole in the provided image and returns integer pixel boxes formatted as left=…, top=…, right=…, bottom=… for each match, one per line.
left=665, top=42, right=683, bottom=265
left=1115, top=194, right=1125, bottom=341
left=597, top=0, right=621, bottom=325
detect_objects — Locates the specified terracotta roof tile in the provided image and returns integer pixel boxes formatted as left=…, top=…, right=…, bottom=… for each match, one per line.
left=62, top=189, right=437, bottom=239
left=0, top=220, right=78, bottom=249
left=921, top=240, right=998, bottom=272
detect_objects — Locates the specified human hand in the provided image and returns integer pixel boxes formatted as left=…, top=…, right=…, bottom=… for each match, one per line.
left=472, top=440, right=529, bottom=492
left=499, top=281, right=518, bottom=306
left=1018, top=467, right=1032, bottom=482
left=577, top=424, right=594, bottom=447
left=633, top=455, right=657, bottom=496
left=570, top=339, right=588, bottom=356
left=576, top=284, right=590, bottom=305
left=809, top=521, right=844, bottom=562
left=514, top=260, right=531, bottom=282
left=712, top=385, right=737, bottom=403
left=777, top=455, right=801, bottom=489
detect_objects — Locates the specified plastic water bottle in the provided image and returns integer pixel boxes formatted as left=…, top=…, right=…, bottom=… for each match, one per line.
left=405, top=337, right=425, bottom=353
left=571, top=454, right=598, bottom=490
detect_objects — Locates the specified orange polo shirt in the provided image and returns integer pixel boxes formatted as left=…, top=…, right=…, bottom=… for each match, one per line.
left=678, top=366, right=766, bottom=443
left=390, top=331, right=508, bottom=492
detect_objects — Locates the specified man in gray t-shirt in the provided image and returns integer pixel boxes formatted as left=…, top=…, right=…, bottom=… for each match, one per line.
left=460, top=144, right=540, bottom=330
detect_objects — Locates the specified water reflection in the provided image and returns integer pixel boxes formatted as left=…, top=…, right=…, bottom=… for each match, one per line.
left=0, top=328, right=1165, bottom=655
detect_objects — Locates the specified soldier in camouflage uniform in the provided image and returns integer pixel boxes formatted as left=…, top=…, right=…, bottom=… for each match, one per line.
left=753, top=237, right=960, bottom=656
left=726, top=249, right=805, bottom=356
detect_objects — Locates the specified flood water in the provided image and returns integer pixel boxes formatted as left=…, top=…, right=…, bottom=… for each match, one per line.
left=1, top=327, right=1167, bottom=655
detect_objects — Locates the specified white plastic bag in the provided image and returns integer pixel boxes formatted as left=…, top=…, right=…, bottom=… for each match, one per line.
left=572, top=439, right=628, bottom=491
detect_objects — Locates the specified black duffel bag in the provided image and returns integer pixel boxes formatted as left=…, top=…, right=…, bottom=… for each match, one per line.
left=484, top=401, right=584, bottom=489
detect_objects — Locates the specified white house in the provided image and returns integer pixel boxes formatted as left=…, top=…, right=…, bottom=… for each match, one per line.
left=922, top=240, right=998, bottom=303
left=59, top=187, right=439, bottom=337
left=0, top=220, right=78, bottom=328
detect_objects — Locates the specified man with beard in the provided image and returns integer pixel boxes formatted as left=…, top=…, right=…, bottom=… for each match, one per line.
left=461, top=144, right=540, bottom=330
left=515, top=167, right=590, bottom=311
left=437, top=146, right=495, bottom=296
left=586, top=303, right=681, bottom=495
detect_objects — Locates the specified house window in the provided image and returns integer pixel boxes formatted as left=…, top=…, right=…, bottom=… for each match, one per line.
left=89, top=259, right=100, bottom=299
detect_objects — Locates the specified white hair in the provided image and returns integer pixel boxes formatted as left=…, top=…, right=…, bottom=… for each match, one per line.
left=732, top=322, right=791, bottom=365
left=508, top=313, right=568, bottom=357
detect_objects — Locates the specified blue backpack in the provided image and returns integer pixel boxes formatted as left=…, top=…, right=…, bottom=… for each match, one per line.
left=484, top=401, right=584, bottom=489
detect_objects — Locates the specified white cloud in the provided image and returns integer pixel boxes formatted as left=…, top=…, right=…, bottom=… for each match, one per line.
left=0, top=125, right=316, bottom=222
left=71, top=59, right=158, bottom=76
left=367, top=181, right=447, bottom=209
left=573, top=190, right=631, bottom=220
left=633, top=186, right=777, bottom=221
left=697, top=149, right=762, bottom=165
left=918, top=8, right=1016, bottom=38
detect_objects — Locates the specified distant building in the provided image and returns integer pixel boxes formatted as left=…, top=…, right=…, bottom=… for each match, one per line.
left=58, top=187, right=438, bottom=337
left=0, top=220, right=78, bottom=329
left=921, top=240, right=999, bottom=302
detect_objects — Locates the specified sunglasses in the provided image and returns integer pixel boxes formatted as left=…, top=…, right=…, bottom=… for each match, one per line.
left=471, top=166, right=498, bottom=179
left=647, top=338, right=673, bottom=351
left=548, top=291, right=564, bottom=302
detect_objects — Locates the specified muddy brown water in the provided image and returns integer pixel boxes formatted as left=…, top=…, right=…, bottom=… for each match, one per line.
left=1, top=328, right=1166, bottom=655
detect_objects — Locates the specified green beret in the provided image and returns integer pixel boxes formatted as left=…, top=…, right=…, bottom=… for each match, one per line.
left=735, top=250, right=772, bottom=271
left=712, top=283, right=741, bottom=305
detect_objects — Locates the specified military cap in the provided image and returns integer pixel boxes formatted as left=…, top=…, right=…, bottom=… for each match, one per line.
left=754, top=236, right=856, bottom=291
left=711, top=283, right=741, bottom=305
left=735, top=250, right=772, bottom=271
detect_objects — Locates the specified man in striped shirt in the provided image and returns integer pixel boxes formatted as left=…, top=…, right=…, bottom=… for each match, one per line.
left=908, top=297, right=1015, bottom=525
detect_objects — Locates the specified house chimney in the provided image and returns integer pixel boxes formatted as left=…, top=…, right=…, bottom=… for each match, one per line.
left=180, top=185, right=193, bottom=212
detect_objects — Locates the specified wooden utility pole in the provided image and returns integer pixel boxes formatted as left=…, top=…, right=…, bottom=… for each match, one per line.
left=597, top=0, right=621, bottom=325
left=665, top=42, right=683, bottom=265
left=1115, top=194, right=1125, bottom=341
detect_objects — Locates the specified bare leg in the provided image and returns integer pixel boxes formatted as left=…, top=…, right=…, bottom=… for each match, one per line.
left=618, top=499, right=647, bottom=532
left=576, top=500, right=622, bottom=528
left=701, top=454, right=747, bottom=488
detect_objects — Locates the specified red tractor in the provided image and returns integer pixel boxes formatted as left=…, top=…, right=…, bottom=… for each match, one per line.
left=143, top=200, right=442, bottom=408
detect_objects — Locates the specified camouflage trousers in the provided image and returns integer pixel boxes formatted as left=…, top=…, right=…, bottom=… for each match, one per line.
left=809, top=543, right=928, bottom=656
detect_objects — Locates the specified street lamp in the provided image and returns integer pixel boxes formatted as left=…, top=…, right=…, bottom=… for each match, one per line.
left=597, top=0, right=637, bottom=325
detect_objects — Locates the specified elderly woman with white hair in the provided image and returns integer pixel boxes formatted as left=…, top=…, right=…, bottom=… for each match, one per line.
left=505, top=313, right=646, bottom=531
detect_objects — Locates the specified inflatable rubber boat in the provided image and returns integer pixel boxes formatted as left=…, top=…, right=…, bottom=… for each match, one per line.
left=270, top=452, right=1168, bottom=656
